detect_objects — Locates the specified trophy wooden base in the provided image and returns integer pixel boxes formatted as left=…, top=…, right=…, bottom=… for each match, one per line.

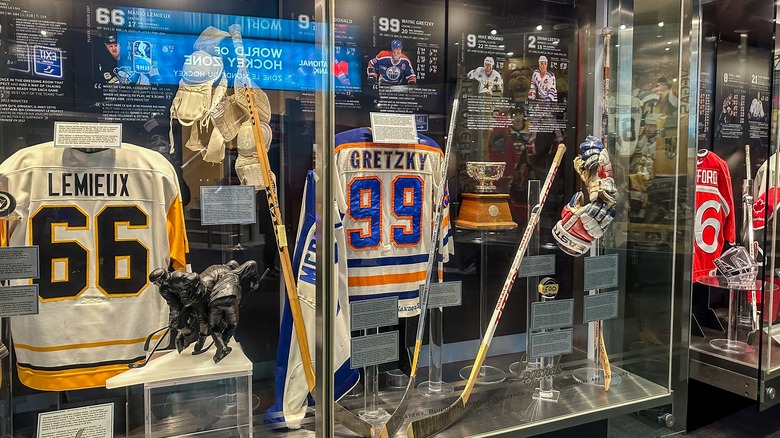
left=455, top=193, right=517, bottom=230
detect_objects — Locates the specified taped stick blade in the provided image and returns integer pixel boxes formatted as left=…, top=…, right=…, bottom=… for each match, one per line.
left=407, top=396, right=467, bottom=438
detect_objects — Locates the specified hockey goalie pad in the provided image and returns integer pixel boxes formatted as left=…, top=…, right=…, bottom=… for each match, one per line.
left=234, top=120, right=273, bottom=190
left=169, top=50, right=225, bottom=153
left=235, top=84, right=272, bottom=123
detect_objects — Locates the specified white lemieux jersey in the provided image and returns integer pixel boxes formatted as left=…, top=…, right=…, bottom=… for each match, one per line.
left=0, top=142, right=188, bottom=390
left=334, top=128, right=453, bottom=318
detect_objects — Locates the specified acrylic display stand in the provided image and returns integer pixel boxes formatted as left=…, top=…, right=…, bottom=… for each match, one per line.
left=459, top=228, right=506, bottom=385
left=572, top=238, right=622, bottom=390
left=360, top=328, right=388, bottom=424
left=106, top=342, right=253, bottom=437
left=510, top=180, right=541, bottom=376
left=696, top=275, right=776, bottom=353
left=418, top=290, right=454, bottom=396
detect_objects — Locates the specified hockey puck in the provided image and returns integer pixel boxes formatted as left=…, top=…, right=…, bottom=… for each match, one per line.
left=0, top=191, right=16, bottom=217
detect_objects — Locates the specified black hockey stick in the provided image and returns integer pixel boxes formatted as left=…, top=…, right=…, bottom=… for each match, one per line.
left=128, top=326, right=172, bottom=369
left=406, top=144, right=566, bottom=438
left=378, top=97, right=459, bottom=438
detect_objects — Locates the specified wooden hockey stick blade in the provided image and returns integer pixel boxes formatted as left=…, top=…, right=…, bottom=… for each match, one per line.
left=599, top=325, right=611, bottom=391
left=408, top=145, right=566, bottom=437
left=233, top=29, right=374, bottom=437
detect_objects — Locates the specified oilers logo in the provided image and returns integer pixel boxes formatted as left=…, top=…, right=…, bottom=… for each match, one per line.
left=385, top=65, right=402, bottom=82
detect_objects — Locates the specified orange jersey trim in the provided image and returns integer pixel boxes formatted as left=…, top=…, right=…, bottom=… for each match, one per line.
left=17, top=362, right=137, bottom=391
left=348, top=270, right=427, bottom=288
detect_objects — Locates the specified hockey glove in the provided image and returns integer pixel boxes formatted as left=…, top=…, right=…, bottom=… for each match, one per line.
left=553, top=193, right=617, bottom=256
left=574, top=136, right=617, bottom=205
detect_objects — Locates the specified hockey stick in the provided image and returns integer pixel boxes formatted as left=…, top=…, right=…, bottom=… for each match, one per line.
left=744, top=144, right=760, bottom=345
left=597, top=26, right=613, bottom=392
left=378, top=97, right=459, bottom=438
left=128, top=326, right=171, bottom=369
left=229, top=26, right=374, bottom=437
left=407, top=144, right=566, bottom=438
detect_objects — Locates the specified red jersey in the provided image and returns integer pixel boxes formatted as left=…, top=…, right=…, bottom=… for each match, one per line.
left=693, top=151, right=735, bottom=281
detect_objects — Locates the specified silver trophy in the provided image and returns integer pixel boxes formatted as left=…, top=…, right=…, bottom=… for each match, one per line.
left=466, top=161, right=506, bottom=193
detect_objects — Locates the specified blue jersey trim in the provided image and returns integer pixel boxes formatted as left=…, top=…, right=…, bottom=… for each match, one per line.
left=346, top=254, right=429, bottom=268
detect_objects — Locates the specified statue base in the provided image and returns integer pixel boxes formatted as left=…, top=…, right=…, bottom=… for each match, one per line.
left=455, top=193, right=517, bottom=230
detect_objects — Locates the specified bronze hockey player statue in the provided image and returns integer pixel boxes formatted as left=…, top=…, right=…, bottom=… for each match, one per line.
left=149, top=260, right=260, bottom=363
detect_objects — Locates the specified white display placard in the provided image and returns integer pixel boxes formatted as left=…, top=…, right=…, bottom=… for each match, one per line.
left=54, top=122, right=122, bottom=148
left=370, top=112, right=418, bottom=144
left=0, top=246, right=39, bottom=280
left=200, top=186, right=257, bottom=225
left=0, top=285, right=39, bottom=317
left=37, top=403, right=113, bottom=438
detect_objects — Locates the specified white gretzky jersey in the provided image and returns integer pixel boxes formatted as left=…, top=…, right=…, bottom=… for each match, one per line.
left=0, top=142, right=188, bottom=390
left=268, top=171, right=357, bottom=428
left=334, top=128, right=453, bottom=317
left=467, top=66, right=503, bottom=94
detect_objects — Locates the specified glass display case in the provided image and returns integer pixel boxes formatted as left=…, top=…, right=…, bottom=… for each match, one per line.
left=686, top=0, right=780, bottom=418
left=0, top=0, right=694, bottom=437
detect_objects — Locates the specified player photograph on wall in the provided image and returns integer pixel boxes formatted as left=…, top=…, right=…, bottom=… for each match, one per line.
left=367, top=39, right=417, bottom=87
left=467, top=56, right=504, bottom=95
left=528, top=55, right=557, bottom=102
left=330, top=3, right=445, bottom=119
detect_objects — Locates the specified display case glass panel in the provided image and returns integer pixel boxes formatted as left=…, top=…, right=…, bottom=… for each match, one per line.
left=316, top=0, right=693, bottom=436
left=685, top=0, right=780, bottom=412
left=0, top=0, right=693, bottom=436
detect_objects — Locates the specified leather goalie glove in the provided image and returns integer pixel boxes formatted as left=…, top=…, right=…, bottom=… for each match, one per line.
left=553, top=136, right=618, bottom=256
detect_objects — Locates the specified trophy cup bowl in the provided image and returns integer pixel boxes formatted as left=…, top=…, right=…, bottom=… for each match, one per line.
left=466, top=161, right=506, bottom=193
